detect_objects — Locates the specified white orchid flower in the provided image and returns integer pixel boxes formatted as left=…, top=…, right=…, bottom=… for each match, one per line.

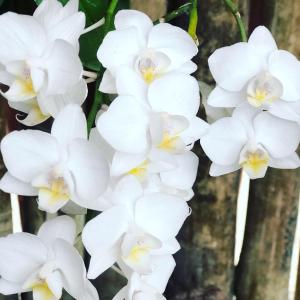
left=95, top=74, right=207, bottom=192
left=0, top=216, right=98, bottom=300
left=0, top=4, right=86, bottom=126
left=0, top=104, right=109, bottom=213
left=82, top=175, right=189, bottom=279
left=33, top=0, right=86, bottom=50
left=113, top=255, right=175, bottom=300
left=208, top=26, right=300, bottom=122
left=97, top=9, right=198, bottom=95
left=201, top=105, right=300, bottom=179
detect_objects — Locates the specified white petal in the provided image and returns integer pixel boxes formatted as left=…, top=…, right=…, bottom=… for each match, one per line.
left=111, top=152, right=147, bottom=177
left=135, top=193, right=189, bottom=241
left=269, top=153, right=300, bottom=169
left=51, top=104, right=87, bottom=146
left=180, top=117, right=209, bottom=146
left=0, top=12, right=46, bottom=62
left=67, top=139, right=109, bottom=205
left=254, top=112, right=300, bottom=158
left=46, top=270, right=63, bottom=299
left=0, top=278, right=22, bottom=295
left=248, top=26, right=278, bottom=65
left=148, top=73, right=200, bottom=120
left=4, top=79, right=36, bottom=102
left=33, top=0, right=63, bottom=26
left=100, top=69, right=117, bottom=94
left=160, top=151, right=198, bottom=190
left=82, top=206, right=129, bottom=255
left=115, top=10, right=153, bottom=44
left=209, top=162, right=240, bottom=176
left=208, top=85, right=245, bottom=107
left=200, top=117, right=247, bottom=165
left=208, top=42, right=261, bottom=92
left=1, top=130, right=60, bottom=182
left=38, top=79, right=87, bottom=118
left=0, top=233, right=47, bottom=282
left=0, top=172, right=38, bottom=196
left=38, top=189, right=70, bottom=214
left=269, top=50, right=300, bottom=101
left=37, top=215, right=76, bottom=247
left=148, top=23, right=198, bottom=69
left=35, top=40, right=83, bottom=94
left=88, top=246, right=120, bottom=279
left=16, top=106, right=49, bottom=127
left=96, top=96, right=150, bottom=154
left=177, top=61, right=197, bottom=74
left=34, top=0, right=84, bottom=47
left=112, top=175, right=144, bottom=207
left=269, top=100, right=300, bottom=124
left=97, top=28, right=141, bottom=71
left=52, top=239, right=95, bottom=300
left=142, top=255, right=175, bottom=293
left=115, top=66, right=147, bottom=102
left=48, top=13, right=85, bottom=48
left=89, top=127, right=115, bottom=162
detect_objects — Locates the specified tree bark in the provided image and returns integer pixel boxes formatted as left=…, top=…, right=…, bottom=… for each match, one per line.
left=165, top=1, right=248, bottom=299
left=235, top=169, right=300, bottom=300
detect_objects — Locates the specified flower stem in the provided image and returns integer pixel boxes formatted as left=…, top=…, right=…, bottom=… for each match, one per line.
left=86, top=0, right=119, bottom=134
left=82, top=18, right=105, bottom=35
left=154, top=2, right=192, bottom=24
left=188, top=0, right=199, bottom=45
left=111, top=265, right=126, bottom=277
left=223, top=0, right=247, bottom=42
left=87, top=77, right=103, bottom=133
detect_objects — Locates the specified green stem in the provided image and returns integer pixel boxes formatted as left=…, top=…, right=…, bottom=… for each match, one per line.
left=223, top=0, right=247, bottom=42
left=154, top=2, right=192, bottom=25
left=87, top=77, right=103, bottom=134
left=188, top=0, right=198, bottom=45
left=86, top=0, right=119, bottom=134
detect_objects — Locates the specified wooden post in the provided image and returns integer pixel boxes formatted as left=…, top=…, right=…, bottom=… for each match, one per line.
left=235, top=169, right=300, bottom=299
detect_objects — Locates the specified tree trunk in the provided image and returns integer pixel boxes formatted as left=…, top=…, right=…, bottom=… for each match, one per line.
left=165, top=1, right=249, bottom=299
left=235, top=169, right=300, bottom=300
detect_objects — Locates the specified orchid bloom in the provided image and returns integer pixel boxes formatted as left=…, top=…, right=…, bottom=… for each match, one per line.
left=113, top=255, right=175, bottom=300
left=201, top=105, right=300, bottom=179
left=97, top=9, right=198, bottom=95
left=0, top=216, right=98, bottom=300
left=82, top=175, right=189, bottom=279
left=33, top=0, right=85, bottom=50
left=208, top=26, right=300, bottom=122
left=0, top=104, right=109, bottom=213
left=0, top=0, right=87, bottom=126
left=95, top=73, right=207, bottom=194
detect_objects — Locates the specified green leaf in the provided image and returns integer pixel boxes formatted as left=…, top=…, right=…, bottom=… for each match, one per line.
left=79, top=0, right=129, bottom=71
left=33, top=0, right=129, bottom=71
left=0, top=0, right=4, bottom=7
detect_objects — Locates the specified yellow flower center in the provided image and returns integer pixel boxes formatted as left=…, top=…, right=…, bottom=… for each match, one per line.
left=128, top=161, right=148, bottom=180
left=126, top=244, right=151, bottom=263
left=32, top=280, right=57, bottom=300
left=158, top=132, right=180, bottom=150
left=39, top=178, right=70, bottom=204
left=241, top=150, right=269, bottom=175
left=140, top=67, right=156, bottom=84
